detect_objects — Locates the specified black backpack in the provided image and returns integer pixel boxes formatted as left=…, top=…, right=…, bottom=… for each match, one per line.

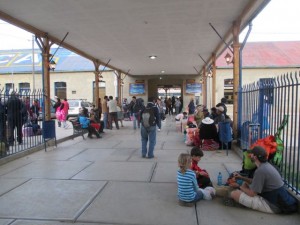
left=142, top=106, right=155, bottom=128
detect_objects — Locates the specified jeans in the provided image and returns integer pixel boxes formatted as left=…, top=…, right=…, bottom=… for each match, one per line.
left=103, top=112, right=108, bottom=129
left=133, top=112, right=140, bottom=129
left=141, top=125, right=156, bottom=158
left=109, top=112, right=119, bottom=129
left=194, top=189, right=204, bottom=202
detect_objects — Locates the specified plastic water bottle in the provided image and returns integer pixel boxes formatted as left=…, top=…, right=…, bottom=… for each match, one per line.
left=217, top=172, right=222, bottom=186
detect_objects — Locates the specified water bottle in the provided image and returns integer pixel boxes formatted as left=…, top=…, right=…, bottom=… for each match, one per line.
left=217, top=172, right=222, bottom=186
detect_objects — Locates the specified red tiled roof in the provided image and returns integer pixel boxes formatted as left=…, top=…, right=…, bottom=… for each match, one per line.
left=216, top=41, right=300, bottom=68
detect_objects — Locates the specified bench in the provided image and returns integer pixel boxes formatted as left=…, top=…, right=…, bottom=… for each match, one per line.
left=69, top=119, right=88, bottom=139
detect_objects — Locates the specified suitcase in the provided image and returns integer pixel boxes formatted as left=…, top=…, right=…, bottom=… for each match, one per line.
left=22, top=126, right=34, bottom=137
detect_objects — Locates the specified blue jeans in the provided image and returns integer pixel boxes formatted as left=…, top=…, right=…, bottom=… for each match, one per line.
left=103, top=112, right=108, bottom=129
left=133, top=112, right=140, bottom=129
left=194, top=189, right=204, bottom=202
left=141, top=125, right=156, bottom=158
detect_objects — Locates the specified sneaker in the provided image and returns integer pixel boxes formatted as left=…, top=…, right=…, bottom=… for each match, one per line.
left=200, top=188, right=212, bottom=200
left=205, top=187, right=216, bottom=198
left=223, top=197, right=236, bottom=207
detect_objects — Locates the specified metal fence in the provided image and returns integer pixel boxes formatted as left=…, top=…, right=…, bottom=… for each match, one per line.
left=0, top=89, right=44, bottom=158
left=239, top=71, right=300, bottom=195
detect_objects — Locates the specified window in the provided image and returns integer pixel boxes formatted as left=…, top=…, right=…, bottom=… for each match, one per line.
left=19, top=82, right=30, bottom=95
left=54, top=82, right=67, bottom=99
left=5, top=83, right=14, bottom=95
left=224, top=79, right=233, bottom=104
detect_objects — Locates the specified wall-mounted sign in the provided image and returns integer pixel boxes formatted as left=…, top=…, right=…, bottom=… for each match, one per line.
left=186, top=79, right=195, bottom=83
left=186, top=82, right=202, bottom=94
left=129, top=83, right=145, bottom=95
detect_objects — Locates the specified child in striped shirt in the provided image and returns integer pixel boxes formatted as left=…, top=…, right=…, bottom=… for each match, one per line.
left=177, top=153, right=215, bottom=203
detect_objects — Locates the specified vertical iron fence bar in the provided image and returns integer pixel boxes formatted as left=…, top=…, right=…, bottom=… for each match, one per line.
left=296, top=71, right=300, bottom=194
left=288, top=72, right=295, bottom=189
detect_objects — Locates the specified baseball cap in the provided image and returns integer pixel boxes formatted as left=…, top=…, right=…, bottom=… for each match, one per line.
left=247, top=146, right=267, bottom=161
left=216, top=106, right=224, bottom=112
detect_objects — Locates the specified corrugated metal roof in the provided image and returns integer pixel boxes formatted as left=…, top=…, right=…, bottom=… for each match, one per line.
left=0, top=48, right=108, bottom=74
left=1, top=41, right=299, bottom=74
left=217, top=41, right=300, bottom=68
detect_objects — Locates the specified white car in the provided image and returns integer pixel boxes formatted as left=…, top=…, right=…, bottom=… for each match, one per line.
left=67, top=99, right=93, bottom=119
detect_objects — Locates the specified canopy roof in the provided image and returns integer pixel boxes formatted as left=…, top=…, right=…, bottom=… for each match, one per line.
left=0, top=0, right=270, bottom=76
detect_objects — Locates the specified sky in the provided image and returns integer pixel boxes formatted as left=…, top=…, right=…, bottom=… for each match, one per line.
left=0, top=0, right=299, bottom=50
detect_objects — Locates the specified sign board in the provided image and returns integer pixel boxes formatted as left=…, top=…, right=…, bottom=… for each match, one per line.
left=186, top=82, right=202, bottom=94
left=129, top=83, right=145, bottom=95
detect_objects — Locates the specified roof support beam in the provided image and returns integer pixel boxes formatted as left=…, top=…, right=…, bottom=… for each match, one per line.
left=202, top=66, right=207, bottom=106
left=93, top=60, right=101, bottom=108
left=232, top=20, right=241, bottom=139
left=211, top=53, right=216, bottom=107
left=35, top=34, right=55, bottom=121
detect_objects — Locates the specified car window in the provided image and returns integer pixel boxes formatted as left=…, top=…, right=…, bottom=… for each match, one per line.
left=69, top=101, right=79, bottom=107
left=82, top=102, right=89, bottom=107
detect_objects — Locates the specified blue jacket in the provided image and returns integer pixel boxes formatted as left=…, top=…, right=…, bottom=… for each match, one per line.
left=78, top=116, right=90, bottom=128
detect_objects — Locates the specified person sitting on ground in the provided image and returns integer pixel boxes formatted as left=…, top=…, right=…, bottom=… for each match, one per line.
left=199, top=117, right=219, bottom=150
left=202, top=108, right=210, bottom=118
left=194, top=105, right=204, bottom=126
left=190, top=146, right=214, bottom=189
left=177, top=153, right=215, bottom=204
left=210, top=107, right=217, bottom=120
left=228, top=146, right=298, bottom=214
left=78, top=108, right=101, bottom=139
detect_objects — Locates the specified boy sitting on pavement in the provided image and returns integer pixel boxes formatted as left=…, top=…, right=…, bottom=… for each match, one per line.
left=190, top=146, right=214, bottom=189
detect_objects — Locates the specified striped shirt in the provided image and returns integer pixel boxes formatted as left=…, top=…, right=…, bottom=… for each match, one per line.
left=177, top=169, right=198, bottom=202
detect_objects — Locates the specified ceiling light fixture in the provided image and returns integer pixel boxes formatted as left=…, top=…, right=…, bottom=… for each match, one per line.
left=149, top=55, right=157, bottom=60
left=161, top=70, right=165, bottom=74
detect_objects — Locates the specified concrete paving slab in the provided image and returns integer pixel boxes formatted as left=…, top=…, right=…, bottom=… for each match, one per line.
left=197, top=198, right=300, bottom=225
left=199, top=150, right=242, bottom=163
left=78, top=181, right=198, bottom=225
left=0, top=178, right=29, bottom=196
left=129, top=149, right=189, bottom=162
left=0, top=219, right=13, bottom=225
left=75, top=139, right=121, bottom=149
left=0, top=179, right=106, bottom=220
left=2, top=160, right=92, bottom=179
left=0, top=157, right=34, bottom=176
left=69, top=148, right=136, bottom=162
left=27, top=146, right=88, bottom=161
left=73, top=161, right=155, bottom=182
left=11, top=220, right=110, bottom=225
left=163, top=141, right=191, bottom=150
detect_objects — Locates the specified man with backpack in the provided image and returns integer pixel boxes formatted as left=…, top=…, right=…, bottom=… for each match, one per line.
left=140, top=97, right=161, bottom=158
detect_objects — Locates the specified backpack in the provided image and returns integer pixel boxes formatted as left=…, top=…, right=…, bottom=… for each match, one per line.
left=142, top=106, right=155, bottom=128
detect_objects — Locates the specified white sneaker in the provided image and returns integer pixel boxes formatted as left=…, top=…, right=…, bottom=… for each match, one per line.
left=205, top=186, right=216, bottom=198
left=200, top=188, right=212, bottom=200
left=157, top=129, right=161, bottom=132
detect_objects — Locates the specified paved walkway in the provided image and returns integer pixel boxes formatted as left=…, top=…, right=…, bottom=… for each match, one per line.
left=0, top=116, right=299, bottom=225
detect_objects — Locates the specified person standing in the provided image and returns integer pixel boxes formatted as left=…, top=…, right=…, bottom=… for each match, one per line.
left=102, top=96, right=108, bottom=129
left=7, top=93, right=23, bottom=145
left=140, top=97, right=161, bottom=158
left=30, top=99, right=40, bottom=124
left=107, top=96, right=119, bottom=130
left=61, top=98, right=69, bottom=128
left=53, top=97, right=62, bottom=127
left=188, top=98, right=195, bottom=115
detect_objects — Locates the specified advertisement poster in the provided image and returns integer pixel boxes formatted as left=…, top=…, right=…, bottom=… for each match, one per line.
left=186, top=82, right=202, bottom=94
left=129, top=83, right=145, bottom=95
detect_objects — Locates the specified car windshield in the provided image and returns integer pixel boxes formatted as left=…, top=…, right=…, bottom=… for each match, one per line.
left=69, top=101, right=79, bottom=107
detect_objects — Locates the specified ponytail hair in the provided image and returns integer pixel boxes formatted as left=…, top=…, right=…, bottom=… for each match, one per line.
left=178, top=153, right=191, bottom=174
